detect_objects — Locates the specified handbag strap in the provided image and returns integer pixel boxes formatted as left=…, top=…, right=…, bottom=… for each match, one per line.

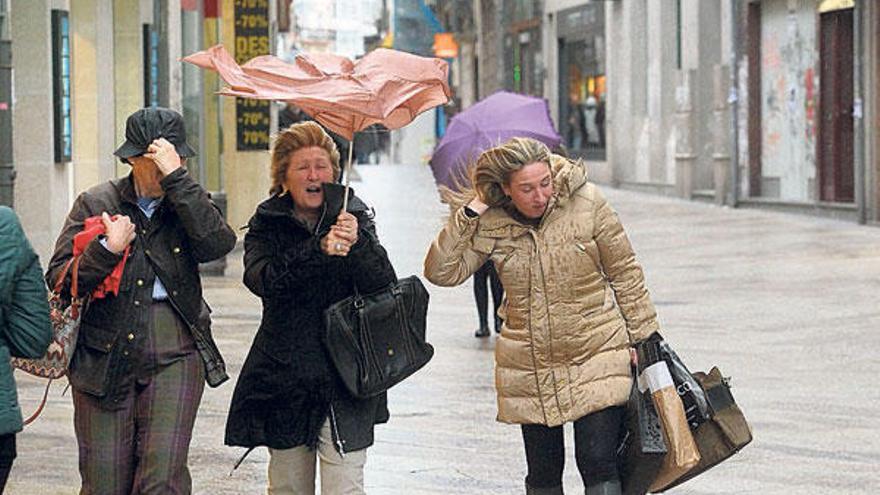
left=52, top=255, right=82, bottom=300
left=22, top=379, right=53, bottom=426
left=706, top=378, right=735, bottom=411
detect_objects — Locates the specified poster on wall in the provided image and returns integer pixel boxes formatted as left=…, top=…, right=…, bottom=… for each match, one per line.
left=234, top=0, right=270, bottom=151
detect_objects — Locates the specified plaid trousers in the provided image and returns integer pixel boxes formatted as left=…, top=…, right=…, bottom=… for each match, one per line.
left=73, top=302, right=205, bottom=495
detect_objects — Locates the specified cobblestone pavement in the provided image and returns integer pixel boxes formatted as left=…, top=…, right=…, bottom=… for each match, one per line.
left=7, top=163, right=880, bottom=494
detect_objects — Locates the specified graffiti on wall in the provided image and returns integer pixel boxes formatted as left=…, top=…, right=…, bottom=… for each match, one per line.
left=804, top=67, right=816, bottom=140
left=759, top=6, right=818, bottom=201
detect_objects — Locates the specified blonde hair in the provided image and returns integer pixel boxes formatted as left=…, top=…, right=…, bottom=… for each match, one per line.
left=440, top=137, right=552, bottom=209
left=269, top=121, right=341, bottom=196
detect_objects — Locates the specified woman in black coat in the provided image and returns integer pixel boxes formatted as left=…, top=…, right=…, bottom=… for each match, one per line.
left=225, top=122, right=396, bottom=494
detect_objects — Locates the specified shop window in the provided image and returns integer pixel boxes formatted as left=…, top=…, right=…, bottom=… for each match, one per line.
left=51, top=9, right=71, bottom=163
left=143, top=24, right=159, bottom=107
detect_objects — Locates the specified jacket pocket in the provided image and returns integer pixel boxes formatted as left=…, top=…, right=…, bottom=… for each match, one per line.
left=68, top=322, right=116, bottom=397
left=580, top=284, right=615, bottom=319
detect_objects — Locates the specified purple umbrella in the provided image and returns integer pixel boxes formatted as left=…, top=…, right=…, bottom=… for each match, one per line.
left=430, top=91, right=562, bottom=190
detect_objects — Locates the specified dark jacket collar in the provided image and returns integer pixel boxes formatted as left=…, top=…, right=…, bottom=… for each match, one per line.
left=110, top=173, right=140, bottom=205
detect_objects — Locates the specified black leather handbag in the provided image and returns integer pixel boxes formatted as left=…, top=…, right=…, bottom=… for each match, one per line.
left=324, top=276, right=433, bottom=399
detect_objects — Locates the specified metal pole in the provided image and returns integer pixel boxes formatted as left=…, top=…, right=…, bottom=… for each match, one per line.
left=728, top=0, right=740, bottom=207
left=853, top=1, right=866, bottom=224
left=155, top=0, right=169, bottom=107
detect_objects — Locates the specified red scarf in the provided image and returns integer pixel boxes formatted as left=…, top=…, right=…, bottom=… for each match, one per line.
left=72, top=216, right=130, bottom=299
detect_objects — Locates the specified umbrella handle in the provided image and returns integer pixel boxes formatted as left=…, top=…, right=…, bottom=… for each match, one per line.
left=342, top=140, right=353, bottom=212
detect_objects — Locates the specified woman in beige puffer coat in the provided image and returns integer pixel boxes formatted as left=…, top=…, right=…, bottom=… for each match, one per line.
left=424, top=138, right=660, bottom=495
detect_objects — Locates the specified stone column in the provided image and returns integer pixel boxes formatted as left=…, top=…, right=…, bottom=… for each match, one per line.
left=674, top=69, right=696, bottom=200
left=712, top=64, right=730, bottom=206
left=71, top=0, right=117, bottom=193
left=113, top=0, right=145, bottom=177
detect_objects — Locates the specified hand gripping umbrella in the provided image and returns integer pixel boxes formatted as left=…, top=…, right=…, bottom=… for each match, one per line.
left=183, top=44, right=451, bottom=210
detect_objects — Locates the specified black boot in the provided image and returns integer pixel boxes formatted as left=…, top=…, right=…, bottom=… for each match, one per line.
left=525, top=481, right=564, bottom=495
left=474, top=325, right=490, bottom=337
left=494, top=316, right=503, bottom=333
left=585, top=480, right=621, bottom=495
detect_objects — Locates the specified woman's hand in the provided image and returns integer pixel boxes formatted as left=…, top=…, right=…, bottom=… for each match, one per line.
left=320, top=232, right=350, bottom=256
left=330, top=212, right=358, bottom=245
left=467, top=197, right=489, bottom=216
left=320, top=212, right=358, bottom=257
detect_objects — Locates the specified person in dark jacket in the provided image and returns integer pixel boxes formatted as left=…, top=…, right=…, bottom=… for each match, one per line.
left=224, top=121, right=396, bottom=494
left=45, top=107, right=236, bottom=494
left=0, top=206, right=53, bottom=490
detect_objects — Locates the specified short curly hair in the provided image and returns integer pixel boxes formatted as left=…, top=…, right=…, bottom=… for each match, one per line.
left=269, top=121, right=341, bottom=196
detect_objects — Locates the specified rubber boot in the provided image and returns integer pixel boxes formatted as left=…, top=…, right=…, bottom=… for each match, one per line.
left=525, top=481, right=564, bottom=495
left=585, top=480, right=622, bottom=495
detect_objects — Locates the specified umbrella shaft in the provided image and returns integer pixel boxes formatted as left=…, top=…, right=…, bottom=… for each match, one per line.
left=342, top=141, right=353, bottom=212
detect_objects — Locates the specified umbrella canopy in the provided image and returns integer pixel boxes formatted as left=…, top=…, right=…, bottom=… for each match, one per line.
left=430, top=91, right=562, bottom=190
left=182, top=44, right=451, bottom=141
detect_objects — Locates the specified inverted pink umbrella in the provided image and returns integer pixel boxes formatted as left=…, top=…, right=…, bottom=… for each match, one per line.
left=183, top=44, right=452, bottom=209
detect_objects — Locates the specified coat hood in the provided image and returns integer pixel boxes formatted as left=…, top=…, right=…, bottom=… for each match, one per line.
left=478, top=154, right=588, bottom=235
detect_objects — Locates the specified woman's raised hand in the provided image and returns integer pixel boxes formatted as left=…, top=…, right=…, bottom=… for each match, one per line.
left=467, top=197, right=489, bottom=216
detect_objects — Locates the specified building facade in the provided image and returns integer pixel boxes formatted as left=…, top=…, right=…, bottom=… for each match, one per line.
left=736, top=0, right=878, bottom=224
left=4, top=0, right=193, bottom=260
left=436, top=0, right=878, bottom=225
left=604, top=0, right=879, bottom=224
left=2, top=0, right=299, bottom=260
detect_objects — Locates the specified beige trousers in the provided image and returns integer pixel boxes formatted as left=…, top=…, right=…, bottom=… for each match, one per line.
left=267, top=419, right=367, bottom=495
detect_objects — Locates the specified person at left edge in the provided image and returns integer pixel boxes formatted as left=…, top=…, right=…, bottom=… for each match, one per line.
left=0, top=206, right=53, bottom=492
left=45, top=107, right=236, bottom=494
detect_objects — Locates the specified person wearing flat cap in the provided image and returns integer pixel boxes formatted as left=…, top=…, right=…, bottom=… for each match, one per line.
left=45, top=107, right=236, bottom=494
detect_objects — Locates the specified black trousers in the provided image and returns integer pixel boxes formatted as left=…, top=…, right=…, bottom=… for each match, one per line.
left=473, top=261, right=503, bottom=329
left=521, top=406, right=624, bottom=489
left=0, top=433, right=17, bottom=492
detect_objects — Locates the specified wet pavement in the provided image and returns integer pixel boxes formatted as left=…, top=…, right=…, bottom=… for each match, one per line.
left=7, top=163, right=880, bottom=494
